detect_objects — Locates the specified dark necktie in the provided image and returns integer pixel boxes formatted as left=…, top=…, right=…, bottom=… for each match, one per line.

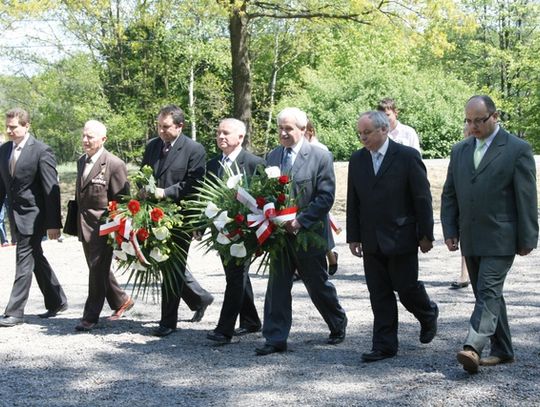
left=281, top=147, right=293, bottom=174
left=158, top=142, right=171, bottom=174
left=161, top=142, right=172, bottom=159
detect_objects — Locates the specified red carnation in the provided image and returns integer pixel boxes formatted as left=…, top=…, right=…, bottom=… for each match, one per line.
left=234, top=214, right=245, bottom=224
left=127, top=199, right=141, bottom=215
left=277, top=193, right=286, bottom=204
left=108, top=200, right=118, bottom=212
left=150, top=207, right=165, bottom=222
left=278, top=175, right=289, bottom=184
left=137, top=228, right=150, bottom=242
left=256, top=196, right=266, bottom=208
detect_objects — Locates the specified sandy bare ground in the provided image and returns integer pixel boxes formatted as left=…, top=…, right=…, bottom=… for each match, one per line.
left=0, top=160, right=539, bottom=406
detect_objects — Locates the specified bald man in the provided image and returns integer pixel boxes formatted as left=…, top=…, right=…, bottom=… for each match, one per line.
left=74, top=120, right=133, bottom=331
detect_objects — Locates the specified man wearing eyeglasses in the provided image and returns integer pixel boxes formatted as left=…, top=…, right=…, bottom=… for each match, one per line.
left=441, top=95, right=538, bottom=374
left=347, top=110, right=438, bottom=363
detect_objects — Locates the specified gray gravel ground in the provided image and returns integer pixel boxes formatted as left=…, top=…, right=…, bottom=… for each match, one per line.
left=1, top=162, right=539, bottom=406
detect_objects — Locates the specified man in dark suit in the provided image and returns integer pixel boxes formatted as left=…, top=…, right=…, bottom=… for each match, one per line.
left=204, top=118, right=263, bottom=344
left=0, top=108, right=67, bottom=327
left=347, top=110, right=438, bottom=363
left=141, top=105, right=213, bottom=337
left=75, top=120, right=134, bottom=331
left=441, top=95, right=538, bottom=374
left=255, top=107, right=347, bottom=356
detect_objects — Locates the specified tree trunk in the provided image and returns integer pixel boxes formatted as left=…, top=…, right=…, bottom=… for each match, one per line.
left=229, top=4, right=252, bottom=146
left=188, top=62, right=196, bottom=141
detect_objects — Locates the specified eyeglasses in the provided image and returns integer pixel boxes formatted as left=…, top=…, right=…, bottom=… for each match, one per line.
left=464, top=113, right=493, bottom=126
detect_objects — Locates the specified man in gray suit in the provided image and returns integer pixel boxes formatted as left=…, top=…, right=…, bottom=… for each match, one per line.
left=0, top=108, right=67, bottom=327
left=441, top=95, right=538, bottom=374
left=255, top=107, right=347, bottom=356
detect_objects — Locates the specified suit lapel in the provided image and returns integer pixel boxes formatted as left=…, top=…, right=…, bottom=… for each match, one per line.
left=374, top=140, right=397, bottom=181
left=291, top=141, right=309, bottom=179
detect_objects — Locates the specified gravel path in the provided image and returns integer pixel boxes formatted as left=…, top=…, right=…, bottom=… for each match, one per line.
left=1, top=161, right=539, bottom=406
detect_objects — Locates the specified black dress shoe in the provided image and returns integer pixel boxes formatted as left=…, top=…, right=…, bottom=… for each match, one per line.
left=234, top=326, right=261, bottom=336
left=38, top=303, right=68, bottom=318
left=328, top=252, right=339, bottom=276
left=420, top=305, right=439, bottom=344
left=0, top=315, right=24, bottom=327
left=190, top=297, right=214, bottom=323
left=449, top=281, right=470, bottom=289
left=255, top=344, right=286, bottom=356
left=328, top=316, right=347, bottom=345
left=75, top=320, right=96, bottom=332
left=152, top=325, right=176, bottom=337
left=361, top=350, right=395, bottom=363
left=207, top=331, right=232, bottom=344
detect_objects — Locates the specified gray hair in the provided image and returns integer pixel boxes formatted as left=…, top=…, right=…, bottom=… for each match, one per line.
left=277, top=107, right=308, bottom=129
left=358, top=111, right=390, bottom=130
left=84, top=120, right=107, bottom=137
left=219, top=118, right=246, bottom=136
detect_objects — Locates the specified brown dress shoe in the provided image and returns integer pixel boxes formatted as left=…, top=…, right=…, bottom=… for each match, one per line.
left=108, top=297, right=134, bottom=321
left=457, top=349, right=480, bottom=373
left=479, top=355, right=515, bottom=366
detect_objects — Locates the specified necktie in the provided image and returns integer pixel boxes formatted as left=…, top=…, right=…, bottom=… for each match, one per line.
left=9, top=146, right=22, bottom=176
left=218, top=156, right=230, bottom=177
left=373, top=152, right=383, bottom=175
left=281, top=147, right=293, bottom=174
left=474, top=140, right=486, bottom=169
left=161, top=142, right=172, bottom=159
left=82, top=156, right=93, bottom=180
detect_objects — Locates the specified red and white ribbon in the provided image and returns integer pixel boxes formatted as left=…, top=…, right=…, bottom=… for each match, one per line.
left=100, top=214, right=149, bottom=265
left=236, top=188, right=297, bottom=245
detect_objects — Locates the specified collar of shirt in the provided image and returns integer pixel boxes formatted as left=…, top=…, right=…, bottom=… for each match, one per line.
left=86, top=147, right=105, bottom=165
left=477, top=125, right=499, bottom=150
left=222, top=146, right=242, bottom=164
left=168, top=134, right=181, bottom=148
left=370, top=136, right=390, bottom=159
left=13, top=133, right=30, bottom=150
left=286, top=136, right=305, bottom=166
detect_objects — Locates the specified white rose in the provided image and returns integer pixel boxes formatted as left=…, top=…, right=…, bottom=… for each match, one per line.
left=265, top=166, right=281, bottom=178
left=153, top=226, right=170, bottom=241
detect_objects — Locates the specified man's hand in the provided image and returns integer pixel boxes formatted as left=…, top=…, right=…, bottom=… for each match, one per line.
left=517, top=247, right=533, bottom=256
left=284, top=219, right=301, bottom=235
left=445, top=237, right=459, bottom=252
left=349, top=242, right=363, bottom=257
left=47, top=229, right=61, bottom=240
left=154, top=187, right=165, bottom=200
left=419, top=237, right=433, bottom=253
